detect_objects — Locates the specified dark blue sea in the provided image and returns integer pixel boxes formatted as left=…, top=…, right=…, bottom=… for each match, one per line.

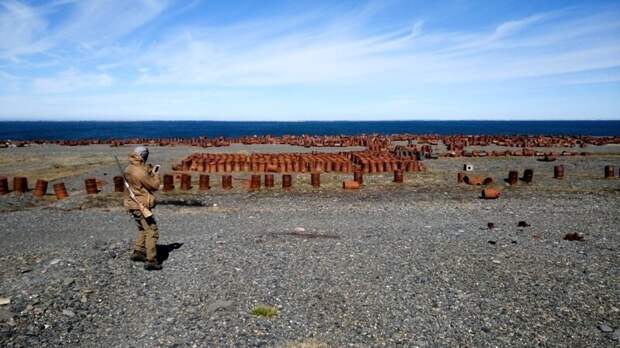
left=1, top=121, right=619, bottom=141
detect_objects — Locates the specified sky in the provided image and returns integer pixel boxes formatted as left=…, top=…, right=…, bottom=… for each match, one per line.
left=0, top=0, right=619, bottom=121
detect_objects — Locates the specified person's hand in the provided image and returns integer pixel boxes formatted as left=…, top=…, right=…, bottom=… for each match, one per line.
left=152, top=165, right=161, bottom=174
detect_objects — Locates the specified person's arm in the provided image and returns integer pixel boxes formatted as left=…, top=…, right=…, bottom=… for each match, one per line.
left=140, top=168, right=161, bottom=191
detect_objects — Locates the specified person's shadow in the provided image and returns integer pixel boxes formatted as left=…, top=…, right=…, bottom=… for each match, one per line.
left=156, top=243, right=183, bottom=264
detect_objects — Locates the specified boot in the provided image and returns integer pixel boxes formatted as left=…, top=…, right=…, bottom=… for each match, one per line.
left=144, top=261, right=163, bottom=271
left=130, top=250, right=147, bottom=262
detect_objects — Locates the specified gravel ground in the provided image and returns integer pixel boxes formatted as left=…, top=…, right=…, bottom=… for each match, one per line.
left=1, top=145, right=619, bottom=347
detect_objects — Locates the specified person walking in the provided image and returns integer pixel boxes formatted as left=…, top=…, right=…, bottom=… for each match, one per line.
left=124, top=146, right=162, bottom=270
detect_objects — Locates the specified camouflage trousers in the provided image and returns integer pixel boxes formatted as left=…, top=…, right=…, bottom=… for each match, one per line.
left=130, top=210, right=159, bottom=262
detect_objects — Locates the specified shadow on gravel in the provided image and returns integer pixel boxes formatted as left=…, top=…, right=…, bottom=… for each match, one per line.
left=156, top=242, right=183, bottom=263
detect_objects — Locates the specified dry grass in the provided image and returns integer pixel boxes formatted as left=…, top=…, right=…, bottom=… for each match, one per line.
left=0, top=154, right=115, bottom=181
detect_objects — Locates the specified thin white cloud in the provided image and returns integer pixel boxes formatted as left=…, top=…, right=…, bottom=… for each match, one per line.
left=33, top=68, right=114, bottom=94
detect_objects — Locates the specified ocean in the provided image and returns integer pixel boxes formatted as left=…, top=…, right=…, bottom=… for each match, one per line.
left=1, top=120, right=619, bottom=141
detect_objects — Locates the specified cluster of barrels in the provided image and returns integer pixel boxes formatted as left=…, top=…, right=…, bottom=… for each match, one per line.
left=348, top=152, right=424, bottom=173
left=0, top=175, right=126, bottom=199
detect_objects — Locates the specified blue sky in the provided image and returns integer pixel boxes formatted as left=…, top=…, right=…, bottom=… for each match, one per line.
left=0, top=0, right=619, bottom=120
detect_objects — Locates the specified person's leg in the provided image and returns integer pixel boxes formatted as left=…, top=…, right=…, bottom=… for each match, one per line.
left=130, top=210, right=147, bottom=262
left=142, top=216, right=162, bottom=270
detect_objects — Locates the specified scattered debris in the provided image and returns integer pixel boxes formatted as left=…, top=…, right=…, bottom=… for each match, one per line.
left=563, top=232, right=585, bottom=241
left=517, top=221, right=530, bottom=227
left=487, top=222, right=495, bottom=230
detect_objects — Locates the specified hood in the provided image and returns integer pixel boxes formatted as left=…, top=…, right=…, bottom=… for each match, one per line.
left=128, top=152, right=145, bottom=165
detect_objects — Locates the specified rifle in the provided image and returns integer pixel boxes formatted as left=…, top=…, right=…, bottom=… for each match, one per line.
left=114, top=156, right=153, bottom=218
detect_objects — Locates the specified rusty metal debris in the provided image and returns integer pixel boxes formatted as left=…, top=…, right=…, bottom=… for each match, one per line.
left=464, top=175, right=493, bottom=186
left=84, top=178, right=99, bottom=194
left=34, top=179, right=48, bottom=197
left=554, top=165, right=564, bottom=179
left=13, top=177, right=28, bottom=193
left=563, top=232, right=584, bottom=241
left=53, top=182, right=68, bottom=199
left=457, top=172, right=465, bottom=183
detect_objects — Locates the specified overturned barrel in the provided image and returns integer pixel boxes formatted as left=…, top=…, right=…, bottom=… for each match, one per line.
left=34, top=179, right=48, bottom=197
left=0, top=176, right=9, bottom=195
left=554, top=165, right=564, bottom=179
left=13, top=177, right=28, bottom=193
left=481, top=188, right=501, bottom=199
left=343, top=180, right=360, bottom=190
left=113, top=176, right=125, bottom=192
left=522, top=169, right=534, bottom=183
left=507, top=171, right=518, bottom=185
left=222, top=175, right=232, bottom=190
left=393, top=169, right=403, bottom=183
left=163, top=174, right=175, bottom=191
left=84, top=178, right=98, bottom=194
left=604, top=165, right=615, bottom=178
left=199, top=175, right=210, bottom=191
left=282, top=174, right=292, bottom=190
left=310, top=172, right=320, bottom=188
left=53, top=182, right=69, bottom=199
left=180, top=174, right=192, bottom=191
left=264, top=174, right=274, bottom=188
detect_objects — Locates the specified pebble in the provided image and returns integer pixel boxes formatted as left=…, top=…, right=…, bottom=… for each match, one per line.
left=598, top=324, right=613, bottom=333
left=62, top=309, right=76, bottom=317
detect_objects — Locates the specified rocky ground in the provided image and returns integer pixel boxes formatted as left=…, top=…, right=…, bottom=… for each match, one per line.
left=1, top=144, right=619, bottom=347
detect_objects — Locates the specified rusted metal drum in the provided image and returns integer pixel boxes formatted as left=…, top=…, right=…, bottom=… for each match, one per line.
left=264, top=174, right=274, bottom=188
left=343, top=180, right=360, bottom=189
left=163, top=174, right=175, bottom=191
left=354, top=170, right=363, bottom=185
left=222, top=175, right=233, bottom=190
left=310, top=172, right=320, bottom=188
left=53, top=182, right=69, bottom=199
left=393, top=169, right=404, bottom=183
left=13, top=177, right=28, bottom=193
left=34, top=179, right=48, bottom=197
left=457, top=172, right=465, bottom=183
left=282, top=174, right=292, bottom=190
left=554, top=165, right=564, bottom=179
left=199, top=175, right=210, bottom=191
left=507, top=171, right=518, bottom=185
left=84, top=178, right=98, bottom=194
left=180, top=174, right=192, bottom=190
left=464, top=176, right=482, bottom=185
left=522, top=169, right=534, bottom=183
left=0, top=176, right=9, bottom=194
left=604, top=165, right=615, bottom=178
left=481, top=188, right=500, bottom=199
left=113, top=176, right=125, bottom=192
left=250, top=174, right=261, bottom=190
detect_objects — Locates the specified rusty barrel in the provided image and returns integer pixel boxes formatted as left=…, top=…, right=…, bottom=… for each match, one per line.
left=222, top=175, right=232, bottom=190
left=84, top=178, right=98, bottom=194
left=604, top=165, right=615, bottom=178
left=13, top=177, right=28, bottom=193
left=457, top=172, right=465, bottom=184
left=354, top=170, right=363, bottom=185
left=34, top=179, right=48, bottom=197
left=554, top=165, right=564, bottom=179
left=53, top=182, right=69, bottom=199
left=163, top=174, right=175, bottom=191
left=507, top=171, right=518, bottom=185
left=282, top=174, right=292, bottom=190
left=180, top=174, right=192, bottom=190
left=199, top=175, right=210, bottom=191
left=113, top=176, right=125, bottom=192
left=481, top=188, right=500, bottom=199
left=522, top=169, right=534, bottom=183
left=0, top=176, right=9, bottom=194
left=343, top=180, right=360, bottom=189
left=264, top=174, right=274, bottom=188
left=250, top=174, right=261, bottom=191
left=393, top=169, right=403, bottom=183
left=310, top=172, right=320, bottom=188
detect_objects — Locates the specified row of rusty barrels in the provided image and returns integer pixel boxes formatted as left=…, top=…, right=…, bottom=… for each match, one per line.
left=161, top=170, right=408, bottom=192
left=0, top=176, right=127, bottom=199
